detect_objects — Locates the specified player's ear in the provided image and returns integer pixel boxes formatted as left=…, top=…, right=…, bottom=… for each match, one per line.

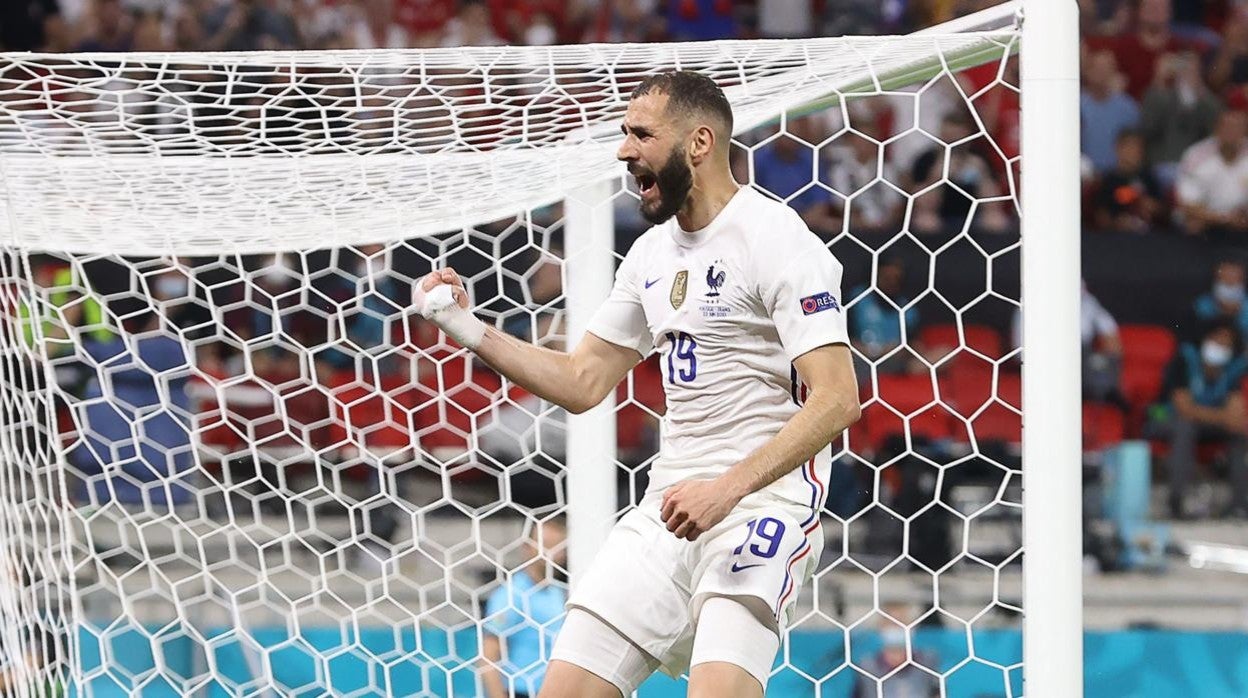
left=688, top=124, right=715, bottom=165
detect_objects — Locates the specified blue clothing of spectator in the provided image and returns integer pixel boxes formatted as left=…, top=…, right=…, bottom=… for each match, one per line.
left=1194, top=292, right=1248, bottom=337
left=483, top=572, right=567, bottom=697
left=71, top=335, right=193, bottom=510
left=665, top=0, right=737, bottom=41
left=1081, top=90, right=1140, bottom=173
left=850, top=284, right=918, bottom=353
left=1164, top=343, right=1248, bottom=408
left=752, top=141, right=828, bottom=214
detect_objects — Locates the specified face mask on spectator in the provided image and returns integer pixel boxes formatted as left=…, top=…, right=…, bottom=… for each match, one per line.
left=956, top=162, right=981, bottom=187
left=525, top=22, right=556, bottom=46
left=1214, top=282, right=1246, bottom=305
left=1202, top=340, right=1233, bottom=368
left=155, top=275, right=188, bottom=298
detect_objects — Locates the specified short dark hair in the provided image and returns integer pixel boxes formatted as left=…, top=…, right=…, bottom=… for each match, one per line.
left=631, top=71, right=734, bottom=139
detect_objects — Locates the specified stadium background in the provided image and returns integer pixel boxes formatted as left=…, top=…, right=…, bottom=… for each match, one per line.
left=2, top=0, right=1248, bottom=695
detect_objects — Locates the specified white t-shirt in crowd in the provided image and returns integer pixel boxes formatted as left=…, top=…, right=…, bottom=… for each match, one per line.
left=1176, top=138, right=1248, bottom=216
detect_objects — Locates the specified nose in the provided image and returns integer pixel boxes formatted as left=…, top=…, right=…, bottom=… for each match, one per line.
left=616, top=137, right=636, bottom=163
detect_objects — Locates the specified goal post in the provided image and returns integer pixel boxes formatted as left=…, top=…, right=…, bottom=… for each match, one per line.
left=0, top=2, right=1083, bottom=695
left=1020, top=0, right=1083, bottom=695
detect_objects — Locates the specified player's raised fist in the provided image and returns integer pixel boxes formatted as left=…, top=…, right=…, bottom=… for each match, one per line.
left=413, top=268, right=485, bottom=349
left=416, top=268, right=469, bottom=310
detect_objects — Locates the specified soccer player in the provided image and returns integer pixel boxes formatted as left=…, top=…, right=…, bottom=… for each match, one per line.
left=414, top=70, right=860, bottom=698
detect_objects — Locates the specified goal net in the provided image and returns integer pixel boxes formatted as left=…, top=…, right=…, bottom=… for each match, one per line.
left=0, top=6, right=1031, bottom=697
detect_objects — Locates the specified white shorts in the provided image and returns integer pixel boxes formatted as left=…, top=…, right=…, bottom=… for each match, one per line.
left=565, top=492, right=821, bottom=678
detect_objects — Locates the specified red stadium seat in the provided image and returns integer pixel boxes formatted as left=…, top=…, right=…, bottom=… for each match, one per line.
left=862, top=374, right=956, bottom=448
left=920, top=323, right=1005, bottom=359
left=328, top=369, right=418, bottom=456
left=1119, top=323, right=1177, bottom=411
left=1083, top=402, right=1126, bottom=452
left=971, top=401, right=1022, bottom=445
left=617, top=357, right=665, bottom=454
left=941, top=360, right=994, bottom=414
left=412, top=360, right=502, bottom=454
left=951, top=369, right=1022, bottom=445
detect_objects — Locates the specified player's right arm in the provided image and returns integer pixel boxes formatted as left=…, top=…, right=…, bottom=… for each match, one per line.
left=414, top=269, right=643, bottom=414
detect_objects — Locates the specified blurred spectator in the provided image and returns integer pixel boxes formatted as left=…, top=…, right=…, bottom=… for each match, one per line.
left=1140, top=50, right=1221, bottom=188
left=487, top=0, right=579, bottom=45
left=441, top=0, right=504, bottom=47
left=852, top=626, right=939, bottom=698
left=823, top=0, right=906, bottom=37
left=149, top=265, right=211, bottom=338
left=1175, top=109, right=1248, bottom=239
left=750, top=116, right=836, bottom=229
left=503, top=255, right=564, bottom=344
left=1011, top=283, right=1126, bottom=409
left=828, top=124, right=904, bottom=232
left=1156, top=321, right=1248, bottom=518
left=341, top=0, right=411, bottom=48
left=480, top=518, right=568, bottom=698
left=580, top=0, right=664, bottom=43
left=1088, top=0, right=1190, bottom=101
left=1, top=0, right=66, bottom=51
left=664, top=0, right=738, bottom=41
left=1079, top=284, right=1127, bottom=409
left=756, top=0, right=815, bottom=38
left=73, top=0, right=132, bottom=52
left=72, top=316, right=195, bottom=512
left=1208, top=11, right=1248, bottom=94
left=850, top=257, right=922, bottom=376
left=322, top=244, right=405, bottom=363
left=908, top=113, right=1009, bottom=233
left=1091, top=129, right=1163, bottom=233
left=394, top=0, right=456, bottom=47
left=958, top=56, right=1021, bottom=166
left=1194, top=258, right=1248, bottom=336
left=203, top=0, right=299, bottom=51
left=1081, top=50, right=1140, bottom=174
left=131, top=9, right=169, bottom=51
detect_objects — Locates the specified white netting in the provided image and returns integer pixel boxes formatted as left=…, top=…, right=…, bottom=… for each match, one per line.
left=0, top=15, right=1027, bottom=698
left=1, top=30, right=1013, bottom=255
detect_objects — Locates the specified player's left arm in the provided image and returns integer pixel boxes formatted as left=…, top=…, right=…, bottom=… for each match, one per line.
left=661, top=343, right=859, bottom=540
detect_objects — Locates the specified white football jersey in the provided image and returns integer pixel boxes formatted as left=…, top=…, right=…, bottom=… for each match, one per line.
left=587, top=186, right=850, bottom=526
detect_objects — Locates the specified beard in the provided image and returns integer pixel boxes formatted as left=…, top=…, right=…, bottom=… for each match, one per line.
left=634, top=145, right=694, bottom=225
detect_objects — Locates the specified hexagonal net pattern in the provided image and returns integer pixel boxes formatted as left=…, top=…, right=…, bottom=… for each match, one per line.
left=0, top=25, right=1027, bottom=698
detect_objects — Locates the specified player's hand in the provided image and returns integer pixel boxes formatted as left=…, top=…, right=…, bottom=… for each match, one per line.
left=412, top=267, right=486, bottom=349
left=415, top=268, right=470, bottom=311
left=660, top=478, right=741, bottom=542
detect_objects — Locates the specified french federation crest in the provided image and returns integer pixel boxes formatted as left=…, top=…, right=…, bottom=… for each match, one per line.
left=706, top=264, right=725, bottom=297
left=670, top=270, right=688, bottom=309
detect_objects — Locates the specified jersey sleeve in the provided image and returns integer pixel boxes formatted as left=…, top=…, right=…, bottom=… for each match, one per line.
left=759, top=221, right=851, bottom=363
left=586, top=241, right=653, bottom=356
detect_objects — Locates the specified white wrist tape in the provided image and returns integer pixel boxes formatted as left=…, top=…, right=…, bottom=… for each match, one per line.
left=418, top=283, right=486, bottom=350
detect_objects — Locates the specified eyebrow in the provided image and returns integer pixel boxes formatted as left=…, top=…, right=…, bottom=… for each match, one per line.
left=621, top=122, right=654, bottom=138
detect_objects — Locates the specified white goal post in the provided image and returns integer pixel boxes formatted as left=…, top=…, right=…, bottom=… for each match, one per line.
left=0, top=0, right=1080, bottom=695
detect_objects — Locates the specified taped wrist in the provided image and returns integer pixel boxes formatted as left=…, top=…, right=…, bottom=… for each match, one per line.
left=418, top=284, right=486, bottom=350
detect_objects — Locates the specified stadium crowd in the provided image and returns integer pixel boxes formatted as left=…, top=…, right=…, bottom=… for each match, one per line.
left=8, top=0, right=1248, bottom=571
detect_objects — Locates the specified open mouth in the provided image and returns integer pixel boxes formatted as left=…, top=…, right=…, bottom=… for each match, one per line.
left=634, top=172, right=657, bottom=196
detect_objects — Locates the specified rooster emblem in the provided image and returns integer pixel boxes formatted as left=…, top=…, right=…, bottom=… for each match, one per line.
left=706, top=264, right=726, bottom=297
